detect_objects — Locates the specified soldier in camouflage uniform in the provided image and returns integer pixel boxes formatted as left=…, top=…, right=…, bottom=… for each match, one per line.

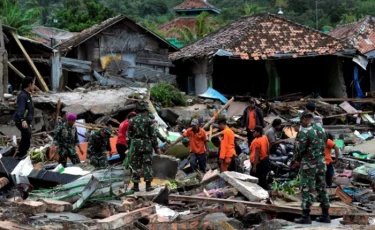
left=293, top=111, right=330, bottom=224
left=87, top=127, right=112, bottom=168
left=54, top=113, right=83, bottom=167
left=128, top=102, right=161, bottom=192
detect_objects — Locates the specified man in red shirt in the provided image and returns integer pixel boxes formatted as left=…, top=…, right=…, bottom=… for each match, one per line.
left=325, top=133, right=340, bottom=187
left=116, top=112, right=137, bottom=161
left=250, top=126, right=270, bottom=189
left=217, top=119, right=236, bottom=172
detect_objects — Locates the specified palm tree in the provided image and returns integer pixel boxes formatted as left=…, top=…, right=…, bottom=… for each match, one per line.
left=172, top=11, right=215, bottom=45
left=0, top=0, right=40, bottom=35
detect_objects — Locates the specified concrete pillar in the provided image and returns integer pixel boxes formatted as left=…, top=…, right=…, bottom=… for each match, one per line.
left=192, top=58, right=209, bottom=95
left=51, top=52, right=61, bottom=91
left=265, top=60, right=280, bottom=98
left=326, top=57, right=347, bottom=98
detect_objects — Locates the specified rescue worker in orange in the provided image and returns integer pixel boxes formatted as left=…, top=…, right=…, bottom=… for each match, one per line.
left=241, top=98, right=265, bottom=146
left=217, top=119, right=236, bottom=172
left=250, top=126, right=270, bottom=189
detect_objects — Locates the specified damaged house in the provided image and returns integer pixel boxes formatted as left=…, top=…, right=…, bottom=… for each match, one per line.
left=329, top=16, right=375, bottom=96
left=55, top=15, right=178, bottom=90
left=170, top=13, right=356, bottom=98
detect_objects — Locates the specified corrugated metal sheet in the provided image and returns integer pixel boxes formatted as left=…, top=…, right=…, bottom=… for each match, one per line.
left=62, top=57, right=92, bottom=74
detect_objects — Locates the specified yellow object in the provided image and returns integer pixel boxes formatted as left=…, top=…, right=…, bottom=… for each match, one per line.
left=100, top=55, right=121, bottom=70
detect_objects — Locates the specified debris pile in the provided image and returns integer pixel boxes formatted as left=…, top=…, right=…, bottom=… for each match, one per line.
left=1, top=86, right=375, bottom=229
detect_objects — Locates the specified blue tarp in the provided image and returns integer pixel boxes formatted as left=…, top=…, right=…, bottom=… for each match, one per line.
left=199, top=87, right=228, bottom=104
left=354, top=66, right=365, bottom=98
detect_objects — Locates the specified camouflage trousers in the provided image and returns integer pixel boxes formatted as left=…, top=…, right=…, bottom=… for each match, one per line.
left=300, top=155, right=330, bottom=210
left=88, top=151, right=108, bottom=168
left=129, top=140, right=153, bottom=183
left=58, top=146, right=80, bottom=168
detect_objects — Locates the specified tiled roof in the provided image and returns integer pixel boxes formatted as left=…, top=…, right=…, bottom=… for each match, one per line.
left=170, top=13, right=351, bottom=61
left=158, top=17, right=196, bottom=38
left=173, top=0, right=219, bottom=12
left=57, top=15, right=177, bottom=52
left=329, top=16, right=375, bottom=54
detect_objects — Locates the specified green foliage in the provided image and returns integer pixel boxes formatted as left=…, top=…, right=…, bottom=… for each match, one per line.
left=48, top=0, right=116, bottom=32
left=0, top=0, right=40, bottom=35
left=151, top=82, right=187, bottom=107
left=272, top=175, right=300, bottom=195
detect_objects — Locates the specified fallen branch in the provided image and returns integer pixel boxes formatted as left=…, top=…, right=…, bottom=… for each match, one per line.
left=324, top=111, right=373, bottom=119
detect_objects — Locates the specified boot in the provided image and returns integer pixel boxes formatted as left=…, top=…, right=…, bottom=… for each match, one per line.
left=146, top=181, right=155, bottom=192
left=294, top=209, right=312, bottom=224
left=131, top=183, right=139, bottom=192
left=316, top=208, right=331, bottom=223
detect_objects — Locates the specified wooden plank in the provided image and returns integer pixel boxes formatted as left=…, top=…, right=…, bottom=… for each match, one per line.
left=307, top=98, right=375, bottom=103
left=11, top=31, right=49, bottom=92
left=203, top=97, right=234, bottom=129
left=324, top=111, right=373, bottom=119
left=7, top=61, right=41, bottom=91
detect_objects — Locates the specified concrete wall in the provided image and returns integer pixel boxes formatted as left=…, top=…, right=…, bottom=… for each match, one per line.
left=51, top=52, right=61, bottom=91
left=326, top=57, right=347, bottom=98
left=192, top=58, right=209, bottom=95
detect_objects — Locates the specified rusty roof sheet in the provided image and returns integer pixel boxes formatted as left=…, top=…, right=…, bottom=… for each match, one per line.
left=173, top=0, right=219, bottom=12
left=170, top=13, right=350, bottom=61
left=329, top=16, right=375, bottom=54
left=57, top=15, right=177, bottom=52
left=158, top=17, right=196, bottom=38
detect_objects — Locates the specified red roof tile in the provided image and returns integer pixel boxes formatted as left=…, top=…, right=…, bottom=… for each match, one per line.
left=329, top=16, right=375, bottom=54
left=158, top=17, right=196, bottom=38
left=170, top=14, right=350, bottom=61
left=173, top=0, right=219, bottom=12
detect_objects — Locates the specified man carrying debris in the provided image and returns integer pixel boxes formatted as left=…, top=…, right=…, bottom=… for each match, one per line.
left=54, top=113, right=83, bottom=167
left=293, top=111, right=330, bottom=224
left=217, top=119, right=236, bottom=172
left=172, top=119, right=209, bottom=173
left=117, top=112, right=137, bottom=162
left=13, top=76, right=35, bottom=158
left=127, top=102, right=161, bottom=192
left=241, top=98, right=264, bottom=146
left=87, top=127, right=112, bottom=168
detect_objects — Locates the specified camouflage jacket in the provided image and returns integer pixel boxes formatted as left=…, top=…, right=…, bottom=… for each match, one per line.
left=88, top=130, right=111, bottom=154
left=128, top=114, right=159, bottom=150
left=294, top=125, right=327, bottom=162
left=54, top=123, right=79, bottom=148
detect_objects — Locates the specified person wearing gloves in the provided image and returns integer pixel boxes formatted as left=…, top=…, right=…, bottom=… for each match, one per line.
left=53, top=113, right=83, bottom=167
left=172, top=119, right=209, bottom=173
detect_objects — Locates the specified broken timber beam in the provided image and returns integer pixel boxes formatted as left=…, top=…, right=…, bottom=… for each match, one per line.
left=306, top=98, right=375, bottom=103
left=169, top=195, right=353, bottom=216
left=11, top=31, right=49, bottom=92
left=203, top=97, right=234, bottom=129
left=7, top=61, right=41, bottom=91
left=324, top=111, right=374, bottom=119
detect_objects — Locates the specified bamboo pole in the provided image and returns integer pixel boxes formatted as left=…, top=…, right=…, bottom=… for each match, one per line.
left=11, top=31, right=49, bottom=92
left=7, top=61, right=41, bottom=91
left=203, top=97, right=234, bottom=129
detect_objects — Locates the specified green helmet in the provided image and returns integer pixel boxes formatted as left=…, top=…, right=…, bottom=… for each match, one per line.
left=138, top=102, right=149, bottom=111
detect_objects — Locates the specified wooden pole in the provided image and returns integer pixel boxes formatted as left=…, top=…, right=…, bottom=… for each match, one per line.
left=208, top=125, right=213, bottom=141
left=324, top=111, right=374, bottom=119
left=7, top=61, right=41, bottom=91
left=55, top=98, right=61, bottom=123
left=203, top=97, right=234, bottom=129
left=11, top=31, right=49, bottom=92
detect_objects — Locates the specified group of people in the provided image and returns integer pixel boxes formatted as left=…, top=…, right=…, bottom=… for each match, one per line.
left=241, top=99, right=339, bottom=224
left=13, top=77, right=336, bottom=224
